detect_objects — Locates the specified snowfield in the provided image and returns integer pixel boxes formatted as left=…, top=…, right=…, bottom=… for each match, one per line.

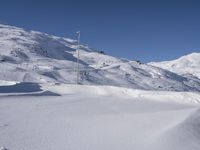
left=1, top=24, right=200, bottom=150
left=0, top=84, right=200, bottom=150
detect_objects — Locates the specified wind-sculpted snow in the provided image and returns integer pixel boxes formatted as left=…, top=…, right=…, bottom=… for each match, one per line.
left=42, top=84, right=200, bottom=104
left=0, top=85, right=200, bottom=150
left=1, top=24, right=200, bottom=91
left=152, top=108, right=200, bottom=150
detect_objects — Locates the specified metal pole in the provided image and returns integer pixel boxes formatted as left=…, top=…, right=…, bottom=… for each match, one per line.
left=76, top=31, right=80, bottom=84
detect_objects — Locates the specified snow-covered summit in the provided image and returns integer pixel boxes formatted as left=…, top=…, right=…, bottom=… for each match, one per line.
left=150, top=52, right=200, bottom=79
left=1, top=24, right=200, bottom=91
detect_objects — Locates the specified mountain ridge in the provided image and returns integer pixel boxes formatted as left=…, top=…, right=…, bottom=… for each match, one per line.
left=0, top=24, right=200, bottom=91
left=150, top=52, right=200, bottom=79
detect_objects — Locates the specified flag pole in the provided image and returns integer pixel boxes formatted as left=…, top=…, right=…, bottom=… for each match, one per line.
left=76, top=31, right=80, bottom=84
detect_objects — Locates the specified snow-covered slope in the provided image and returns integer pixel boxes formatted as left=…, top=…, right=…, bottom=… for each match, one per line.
left=0, top=84, right=200, bottom=150
left=1, top=24, right=200, bottom=91
left=150, top=52, right=200, bottom=79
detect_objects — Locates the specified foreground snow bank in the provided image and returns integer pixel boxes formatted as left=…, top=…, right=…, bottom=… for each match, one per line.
left=0, top=84, right=200, bottom=150
left=42, top=84, right=200, bottom=104
left=153, top=108, right=200, bottom=150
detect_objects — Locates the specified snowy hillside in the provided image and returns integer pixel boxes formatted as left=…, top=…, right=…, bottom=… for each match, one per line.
left=150, top=52, right=200, bottom=79
left=1, top=24, right=200, bottom=150
left=1, top=24, right=200, bottom=91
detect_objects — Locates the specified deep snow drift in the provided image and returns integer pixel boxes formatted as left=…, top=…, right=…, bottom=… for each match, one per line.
left=1, top=24, right=200, bottom=91
left=0, top=84, right=200, bottom=150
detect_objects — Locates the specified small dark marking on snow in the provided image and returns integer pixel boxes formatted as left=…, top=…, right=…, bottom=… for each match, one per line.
left=0, top=82, right=42, bottom=93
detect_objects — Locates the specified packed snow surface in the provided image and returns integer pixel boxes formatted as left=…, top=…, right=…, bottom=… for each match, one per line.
left=0, top=84, right=200, bottom=150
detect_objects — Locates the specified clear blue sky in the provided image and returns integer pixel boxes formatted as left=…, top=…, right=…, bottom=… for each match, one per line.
left=0, top=0, right=200, bottom=62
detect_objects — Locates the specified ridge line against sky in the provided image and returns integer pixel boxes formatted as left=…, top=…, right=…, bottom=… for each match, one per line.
left=0, top=0, right=200, bottom=62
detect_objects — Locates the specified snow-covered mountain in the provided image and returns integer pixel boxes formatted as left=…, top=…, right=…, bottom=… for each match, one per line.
left=1, top=24, right=200, bottom=150
left=1, top=24, right=200, bottom=91
left=150, top=53, right=200, bottom=79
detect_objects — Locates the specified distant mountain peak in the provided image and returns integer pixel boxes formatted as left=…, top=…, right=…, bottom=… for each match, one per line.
left=150, top=52, right=200, bottom=78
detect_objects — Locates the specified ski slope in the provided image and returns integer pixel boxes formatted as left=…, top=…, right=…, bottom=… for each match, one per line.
left=0, top=84, right=200, bottom=150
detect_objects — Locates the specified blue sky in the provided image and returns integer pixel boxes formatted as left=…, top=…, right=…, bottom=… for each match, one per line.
left=0, top=0, right=200, bottom=62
